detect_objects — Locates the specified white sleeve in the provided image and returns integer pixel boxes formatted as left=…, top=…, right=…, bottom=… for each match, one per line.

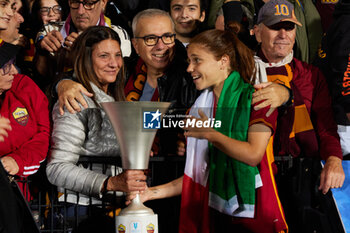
left=111, top=25, right=132, bottom=57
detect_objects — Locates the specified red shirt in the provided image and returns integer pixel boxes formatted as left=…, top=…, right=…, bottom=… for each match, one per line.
left=227, top=104, right=288, bottom=233
left=0, top=74, right=51, bottom=177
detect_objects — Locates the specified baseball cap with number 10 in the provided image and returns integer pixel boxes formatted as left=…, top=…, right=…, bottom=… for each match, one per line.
left=257, top=0, right=302, bottom=27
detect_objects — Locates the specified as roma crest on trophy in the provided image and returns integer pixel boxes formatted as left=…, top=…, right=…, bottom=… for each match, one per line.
left=117, top=224, right=126, bottom=233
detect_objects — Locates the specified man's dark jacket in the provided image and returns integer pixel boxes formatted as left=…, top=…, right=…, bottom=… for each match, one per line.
left=314, top=0, right=350, bottom=125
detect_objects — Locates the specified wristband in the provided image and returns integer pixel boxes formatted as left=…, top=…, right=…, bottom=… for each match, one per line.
left=102, top=176, right=111, bottom=195
left=281, top=85, right=293, bottom=107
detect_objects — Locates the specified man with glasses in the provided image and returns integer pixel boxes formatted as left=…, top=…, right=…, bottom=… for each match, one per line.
left=126, top=9, right=197, bottom=233
left=35, top=0, right=131, bottom=79
left=39, top=0, right=130, bottom=55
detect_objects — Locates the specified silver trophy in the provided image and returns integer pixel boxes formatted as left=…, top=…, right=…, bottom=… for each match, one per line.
left=102, top=101, right=171, bottom=233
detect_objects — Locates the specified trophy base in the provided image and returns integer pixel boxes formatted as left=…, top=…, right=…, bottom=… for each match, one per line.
left=116, top=214, right=158, bottom=233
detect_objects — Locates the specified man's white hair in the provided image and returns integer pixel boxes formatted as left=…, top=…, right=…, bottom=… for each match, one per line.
left=132, top=9, right=175, bottom=37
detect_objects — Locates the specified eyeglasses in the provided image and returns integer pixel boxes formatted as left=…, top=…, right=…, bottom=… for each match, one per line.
left=40, top=5, right=62, bottom=15
left=69, top=0, right=100, bottom=10
left=0, top=58, right=15, bottom=76
left=267, top=22, right=296, bottom=31
left=135, top=33, right=176, bottom=46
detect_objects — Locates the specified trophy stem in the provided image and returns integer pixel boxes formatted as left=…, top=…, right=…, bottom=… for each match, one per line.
left=133, top=193, right=142, bottom=205
left=119, top=192, right=154, bottom=216
left=116, top=192, right=158, bottom=233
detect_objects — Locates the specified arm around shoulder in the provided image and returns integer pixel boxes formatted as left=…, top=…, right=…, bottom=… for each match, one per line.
left=56, top=79, right=93, bottom=115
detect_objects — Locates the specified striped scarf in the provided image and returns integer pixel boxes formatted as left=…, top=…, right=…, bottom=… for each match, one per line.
left=254, top=51, right=318, bottom=157
left=60, top=13, right=110, bottom=39
left=124, top=58, right=159, bottom=101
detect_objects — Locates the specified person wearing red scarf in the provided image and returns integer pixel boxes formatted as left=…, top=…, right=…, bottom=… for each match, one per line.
left=252, top=0, right=344, bottom=231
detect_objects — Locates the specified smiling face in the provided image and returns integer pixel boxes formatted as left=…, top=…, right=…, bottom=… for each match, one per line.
left=0, top=0, right=23, bottom=42
left=40, top=0, right=62, bottom=24
left=187, top=43, right=229, bottom=96
left=0, top=0, right=15, bottom=29
left=170, top=0, right=204, bottom=42
left=254, top=22, right=296, bottom=63
left=0, top=63, right=18, bottom=94
left=132, top=15, right=175, bottom=75
left=69, top=0, right=107, bottom=32
left=91, top=39, right=123, bottom=93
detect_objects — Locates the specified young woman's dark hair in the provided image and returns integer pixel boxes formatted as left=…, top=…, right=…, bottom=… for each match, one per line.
left=189, top=27, right=255, bottom=84
left=70, top=26, right=126, bottom=103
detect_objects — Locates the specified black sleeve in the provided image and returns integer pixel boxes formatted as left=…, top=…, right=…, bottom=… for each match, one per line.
left=313, top=15, right=350, bottom=124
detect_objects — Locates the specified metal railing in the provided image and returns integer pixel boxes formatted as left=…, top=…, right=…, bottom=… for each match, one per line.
left=19, top=155, right=185, bottom=233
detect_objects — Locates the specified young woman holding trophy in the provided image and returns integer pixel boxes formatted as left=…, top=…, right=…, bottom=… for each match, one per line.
left=128, top=28, right=288, bottom=233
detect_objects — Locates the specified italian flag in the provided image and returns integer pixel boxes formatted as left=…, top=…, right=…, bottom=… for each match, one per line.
left=178, top=89, right=213, bottom=233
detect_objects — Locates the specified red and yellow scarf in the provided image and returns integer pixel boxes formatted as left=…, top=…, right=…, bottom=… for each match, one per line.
left=124, top=58, right=159, bottom=101
left=266, top=63, right=319, bottom=158
left=124, top=58, right=160, bottom=153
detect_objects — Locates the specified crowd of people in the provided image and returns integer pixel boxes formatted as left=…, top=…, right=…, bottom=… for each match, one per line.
left=0, top=0, right=349, bottom=232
